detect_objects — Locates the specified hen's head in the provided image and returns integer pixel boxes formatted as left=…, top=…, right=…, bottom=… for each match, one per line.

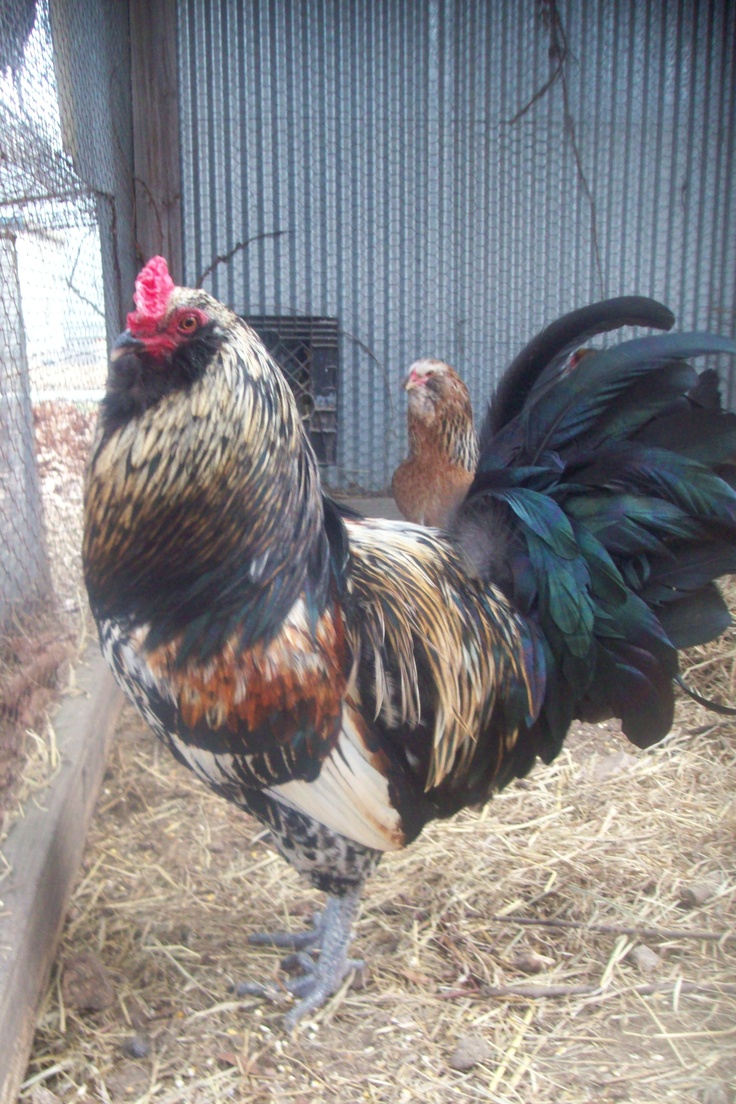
left=403, top=358, right=473, bottom=424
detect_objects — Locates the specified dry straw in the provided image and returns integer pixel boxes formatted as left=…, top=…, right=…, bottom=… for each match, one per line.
left=24, top=587, right=736, bottom=1103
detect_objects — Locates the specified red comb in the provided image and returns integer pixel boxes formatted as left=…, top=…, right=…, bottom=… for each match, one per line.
left=126, top=256, right=174, bottom=334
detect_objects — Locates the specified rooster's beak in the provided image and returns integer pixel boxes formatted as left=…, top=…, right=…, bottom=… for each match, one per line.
left=110, top=331, right=145, bottom=362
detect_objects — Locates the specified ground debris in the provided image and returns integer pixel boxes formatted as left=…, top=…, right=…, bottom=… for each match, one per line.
left=103, top=1063, right=150, bottom=1100
left=581, top=749, right=639, bottom=783
left=61, top=951, right=115, bottom=1012
left=699, top=1083, right=732, bottom=1104
left=121, top=1034, right=150, bottom=1059
left=30, top=1088, right=63, bottom=1104
left=509, top=948, right=555, bottom=974
left=448, top=1033, right=494, bottom=1071
left=626, top=944, right=661, bottom=973
left=678, top=881, right=717, bottom=909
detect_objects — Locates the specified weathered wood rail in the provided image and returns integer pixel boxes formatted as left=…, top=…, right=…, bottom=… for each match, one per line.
left=0, top=646, right=122, bottom=1104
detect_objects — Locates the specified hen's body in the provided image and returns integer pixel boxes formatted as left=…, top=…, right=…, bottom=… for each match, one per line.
left=392, top=358, right=478, bottom=528
left=84, top=260, right=736, bottom=1027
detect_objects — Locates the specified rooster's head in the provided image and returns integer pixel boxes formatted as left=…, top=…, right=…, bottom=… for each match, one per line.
left=84, top=257, right=325, bottom=653
left=101, top=257, right=234, bottom=434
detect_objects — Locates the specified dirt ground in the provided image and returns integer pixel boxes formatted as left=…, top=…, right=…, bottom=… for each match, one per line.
left=22, top=693, right=736, bottom=1104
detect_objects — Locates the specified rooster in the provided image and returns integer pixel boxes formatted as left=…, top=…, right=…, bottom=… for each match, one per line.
left=84, top=257, right=736, bottom=1029
left=392, top=358, right=478, bottom=528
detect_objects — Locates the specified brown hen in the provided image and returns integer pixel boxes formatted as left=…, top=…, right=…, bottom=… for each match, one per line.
left=392, top=358, right=478, bottom=528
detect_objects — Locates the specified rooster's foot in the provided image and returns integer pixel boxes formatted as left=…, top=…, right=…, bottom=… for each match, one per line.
left=247, top=911, right=324, bottom=951
left=234, top=887, right=363, bottom=1029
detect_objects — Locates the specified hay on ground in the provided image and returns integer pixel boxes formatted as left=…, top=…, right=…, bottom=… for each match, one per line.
left=22, top=594, right=736, bottom=1103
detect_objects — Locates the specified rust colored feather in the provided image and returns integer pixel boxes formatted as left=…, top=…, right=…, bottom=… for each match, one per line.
left=144, top=599, right=348, bottom=757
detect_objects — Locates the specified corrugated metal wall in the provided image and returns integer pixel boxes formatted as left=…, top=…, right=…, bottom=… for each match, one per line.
left=178, top=0, right=736, bottom=492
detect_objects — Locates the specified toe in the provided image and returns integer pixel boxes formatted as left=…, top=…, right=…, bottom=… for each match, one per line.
left=280, top=951, right=317, bottom=975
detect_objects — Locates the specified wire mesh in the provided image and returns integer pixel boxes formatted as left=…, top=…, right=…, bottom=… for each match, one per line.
left=179, top=0, right=736, bottom=493
left=0, top=0, right=107, bottom=806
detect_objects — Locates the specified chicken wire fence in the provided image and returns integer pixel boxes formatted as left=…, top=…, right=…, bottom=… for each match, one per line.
left=0, top=0, right=110, bottom=749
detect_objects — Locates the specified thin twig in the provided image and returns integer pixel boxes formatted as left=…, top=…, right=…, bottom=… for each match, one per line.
left=485, top=982, right=598, bottom=999
left=65, top=279, right=105, bottom=318
left=506, top=0, right=567, bottom=125
left=133, top=176, right=165, bottom=250
left=505, top=63, right=563, bottom=125
left=506, top=0, right=604, bottom=291
left=505, top=27, right=565, bottom=128
left=196, top=230, right=290, bottom=288
left=550, top=1, right=604, bottom=291
left=441, top=979, right=736, bottom=1001
left=486, top=915, right=735, bottom=943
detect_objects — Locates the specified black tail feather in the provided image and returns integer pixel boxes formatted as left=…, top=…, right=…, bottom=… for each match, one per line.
left=457, top=316, right=736, bottom=760
left=483, top=296, right=675, bottom=446
left=676, top=676, right=736, bottom=717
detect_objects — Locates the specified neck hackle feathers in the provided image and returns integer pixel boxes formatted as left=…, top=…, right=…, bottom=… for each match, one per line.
left=126, top=255, right=175, bottom=335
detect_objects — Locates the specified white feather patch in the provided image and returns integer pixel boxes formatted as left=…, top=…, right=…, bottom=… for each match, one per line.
left=266, top=708, right=405, bottom=852
left=167, top=736, right=237, bottom=786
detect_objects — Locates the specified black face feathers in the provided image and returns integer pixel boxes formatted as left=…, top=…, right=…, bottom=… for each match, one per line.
left=100, top=321, right=224, bottom=437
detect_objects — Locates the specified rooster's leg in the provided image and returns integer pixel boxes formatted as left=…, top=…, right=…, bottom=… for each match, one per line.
left=247, top=910, right=326, bottom=950
left=235, top=887, right=363, bottom=1029
left=282, top=887, right=363, bottom=1029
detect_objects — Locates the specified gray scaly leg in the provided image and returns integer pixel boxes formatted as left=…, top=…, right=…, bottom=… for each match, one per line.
left=235, top=886, right=364, bottom=1030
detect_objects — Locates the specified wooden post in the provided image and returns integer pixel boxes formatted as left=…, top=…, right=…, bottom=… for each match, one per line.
left=129, top=0, right=183, bottom=283
left=0, top=650, right=123, bottom=1104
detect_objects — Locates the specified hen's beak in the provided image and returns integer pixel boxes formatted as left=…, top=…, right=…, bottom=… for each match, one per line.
left=403, top=368, right=426, bottom=391
left=110, top=331, right=145, bottom=362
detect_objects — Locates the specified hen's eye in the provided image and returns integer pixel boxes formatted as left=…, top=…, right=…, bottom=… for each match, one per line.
left=178, top=313, right=200, bottom=333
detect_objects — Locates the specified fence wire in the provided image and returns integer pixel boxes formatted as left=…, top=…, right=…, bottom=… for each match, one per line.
left=0, top=0, right=106, bottom=800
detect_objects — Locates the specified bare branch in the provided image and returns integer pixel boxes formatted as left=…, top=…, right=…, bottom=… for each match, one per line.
left=196, top=231, right=290, bottom=289
left=505, top=0, right=568, bottom=125
left=506, top=0, right=604, bottom=292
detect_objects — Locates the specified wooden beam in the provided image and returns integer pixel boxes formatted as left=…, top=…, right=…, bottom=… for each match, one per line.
left=129, top=0, right=183, bottom=282
left=0, top=649, right=123, bottom=1104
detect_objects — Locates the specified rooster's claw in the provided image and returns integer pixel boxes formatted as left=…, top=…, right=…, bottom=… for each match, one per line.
left=233, top=888, right=364, bottom=1029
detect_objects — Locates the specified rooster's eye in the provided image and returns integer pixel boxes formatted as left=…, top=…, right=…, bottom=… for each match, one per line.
left=178, top=313, right=200, bottom=334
